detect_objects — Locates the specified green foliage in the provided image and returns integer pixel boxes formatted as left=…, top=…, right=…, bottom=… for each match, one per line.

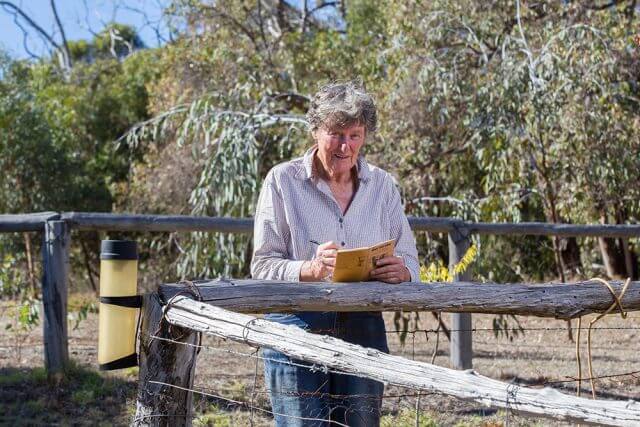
left=0, top=24, right=158, bottom=322
left=0, top=367, right=46, bottom=386
left=193, top=404, right=234, bottom=426
left=0, top=250, right=26, bottom=297
left=16, top=298, right=40, bottom=329
left=1, top=240, right=39, bottom=332
left=377, top=1, right=640, bottom=281
left=0, top=58, right=76, bottom=212
left=3, top=297, right=41, bottom=333
left=68, top=295, right=98, bottom=331
left=0, top=36, right=157, bottom=214
left=123, top=84, right=307, bottom=278
left=93, top=23, right=145, bottom=58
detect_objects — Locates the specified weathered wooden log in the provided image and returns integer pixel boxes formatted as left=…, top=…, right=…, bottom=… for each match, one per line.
left=449, top=226, right=473, bottom=369
left=159, top=279, right=640, bottom=319
left=57, top=212, right=640, bottom=237
left=163, top=297, right=640, bottom=426
left=0, top=211, right=59, bottom=232
left=42, top=220, right=69, bottom=377
left=134, top=294, right=199, bottom=427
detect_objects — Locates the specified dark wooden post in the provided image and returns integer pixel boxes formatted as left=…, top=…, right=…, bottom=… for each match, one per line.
left=134, top=293, right=200, bottom=426
left=42, top=220, right=70, bottom=377
left=448, top=223, right=473, bottom=369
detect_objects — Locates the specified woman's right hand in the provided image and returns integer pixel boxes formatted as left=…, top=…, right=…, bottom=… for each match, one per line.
left=301, top=241, right=339, bottom=281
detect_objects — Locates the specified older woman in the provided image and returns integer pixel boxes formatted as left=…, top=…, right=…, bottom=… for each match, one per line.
left=251, top=81, right=420, bottom=426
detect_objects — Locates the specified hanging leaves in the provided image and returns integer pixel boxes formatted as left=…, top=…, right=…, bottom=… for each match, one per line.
left=120, top=85, right=307, bottom=278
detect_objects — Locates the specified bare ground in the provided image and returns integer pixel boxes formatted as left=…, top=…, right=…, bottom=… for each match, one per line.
left=1, top=299, right=638, bottom=426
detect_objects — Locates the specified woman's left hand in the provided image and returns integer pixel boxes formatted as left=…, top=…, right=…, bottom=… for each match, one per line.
left=370, top=256, right=411, bottom=284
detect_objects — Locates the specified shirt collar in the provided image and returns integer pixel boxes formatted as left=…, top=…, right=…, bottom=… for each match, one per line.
left=297, top=146, right=371, bottom=181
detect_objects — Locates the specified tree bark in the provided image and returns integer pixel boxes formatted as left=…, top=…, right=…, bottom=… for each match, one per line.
left=598, top=214, right=627, bottom=279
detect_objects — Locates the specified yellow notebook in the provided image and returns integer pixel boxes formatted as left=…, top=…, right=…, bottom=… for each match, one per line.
left=332, top=239, right=396, bottom=282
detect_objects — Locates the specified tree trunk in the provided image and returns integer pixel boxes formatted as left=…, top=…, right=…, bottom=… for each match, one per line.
left=558, top=236, right=582, bottom=278
left=598, top=214, right=627, bottom=279
left=616, top=208, right=637, bottom=280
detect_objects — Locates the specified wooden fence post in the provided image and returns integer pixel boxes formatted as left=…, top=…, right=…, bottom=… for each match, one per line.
left=134, top=293, right=200, bottom=426
left=42, top=220, right=70, bottom=377
left=448, top=224, right=473, bottom=370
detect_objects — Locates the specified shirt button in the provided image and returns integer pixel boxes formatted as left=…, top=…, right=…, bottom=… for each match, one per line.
left=341, top=242, right=345, bottom=246
left=339, top=218, right=343, bottom=223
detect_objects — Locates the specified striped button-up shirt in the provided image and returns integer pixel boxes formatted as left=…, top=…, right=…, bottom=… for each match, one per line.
left=251, top=147, right=420, bottom=282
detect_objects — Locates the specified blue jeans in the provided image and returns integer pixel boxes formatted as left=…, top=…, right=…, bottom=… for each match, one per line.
left=263, top=312, right=388, bottom=427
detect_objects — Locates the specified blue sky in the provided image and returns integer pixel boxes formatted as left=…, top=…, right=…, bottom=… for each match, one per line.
left=0, top=0, right=173, bottom=59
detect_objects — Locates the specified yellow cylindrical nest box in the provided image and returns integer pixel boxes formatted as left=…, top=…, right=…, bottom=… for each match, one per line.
left=98, top=240, right=141, bottom=370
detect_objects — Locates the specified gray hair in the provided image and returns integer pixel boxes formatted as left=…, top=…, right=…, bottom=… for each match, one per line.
left=306, top=80, right=377, bottom=134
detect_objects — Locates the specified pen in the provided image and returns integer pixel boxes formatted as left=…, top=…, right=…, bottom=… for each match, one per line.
left=309, top=240, right=320, bottom=245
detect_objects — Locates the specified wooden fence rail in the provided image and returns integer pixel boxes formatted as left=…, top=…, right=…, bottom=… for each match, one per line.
left=3, top=211, right=640, bottom=375
left=61, top=212, right=253, bottom=233
left=7, top=211, right=640, bottom=237
left=0, top=212, right=59, bottom=232
left=55, top=212, right=640, bottom=237
left=134, top=296, right=640, bottom=426
left=158, top=279, right=640, bottom=319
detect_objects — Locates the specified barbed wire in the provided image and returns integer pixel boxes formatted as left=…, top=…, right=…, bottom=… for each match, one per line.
left=148, top=334, right=361, bottom=378
left=148, top=333, right=640, bottom=388
left=191, top=380, right=437, bottom=401
left=3, top=322, right=639, bottom=350
left=470, top=340, right=634, bottom=352
left=283, top=325, right=640, bottom=335
left=385, top=325, right=640, bottom=334
left=133, top=336, right=639, bottom=427
left=145, top=379, right=353, bottom=427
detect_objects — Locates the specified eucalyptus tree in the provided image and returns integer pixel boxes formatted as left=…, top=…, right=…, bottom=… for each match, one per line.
left=377, top=0, right=640, bottom=281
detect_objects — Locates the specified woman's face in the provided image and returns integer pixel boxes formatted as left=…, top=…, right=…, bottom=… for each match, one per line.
left=313, top=123, right=366, bottom=179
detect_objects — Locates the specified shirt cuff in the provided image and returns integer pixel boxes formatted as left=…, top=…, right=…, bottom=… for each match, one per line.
left=402, top=255, right=420, bottom=282
left=285, top=260, right=306, bottom=282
